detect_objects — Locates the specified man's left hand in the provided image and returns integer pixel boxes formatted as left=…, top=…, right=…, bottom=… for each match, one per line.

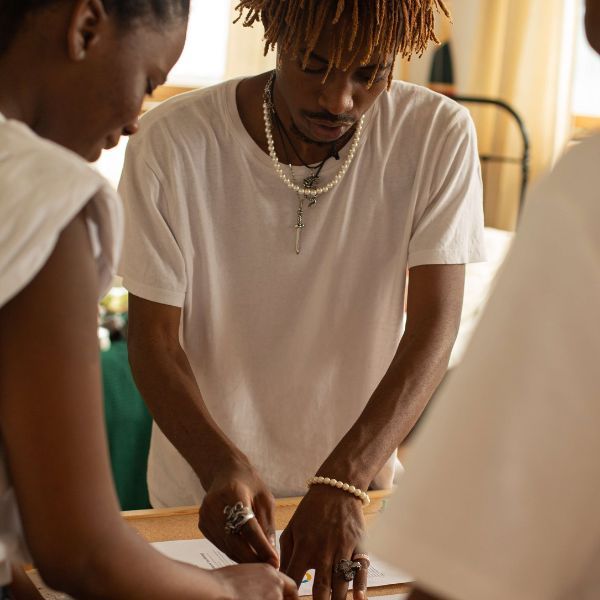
left=280, top=485, right=367, bottom=600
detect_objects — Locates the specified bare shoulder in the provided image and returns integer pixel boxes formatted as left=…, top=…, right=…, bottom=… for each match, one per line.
left=0, top=209, right=98, bottom=357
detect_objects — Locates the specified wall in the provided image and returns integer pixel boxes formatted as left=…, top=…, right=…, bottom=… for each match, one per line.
left=397, top=0, right=483, bottom=92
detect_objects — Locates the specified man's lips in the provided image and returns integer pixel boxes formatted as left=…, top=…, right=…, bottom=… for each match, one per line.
left=308, top=117, right=354, bottom=128
left=305, top=117, right=353, bottom=140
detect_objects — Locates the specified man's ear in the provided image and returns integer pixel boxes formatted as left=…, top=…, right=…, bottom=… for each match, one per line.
left=66, top=0, right=109, bottom=61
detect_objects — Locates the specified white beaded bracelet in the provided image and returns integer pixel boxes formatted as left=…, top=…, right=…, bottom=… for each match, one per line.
left=307, top=476, right=371, bottom=506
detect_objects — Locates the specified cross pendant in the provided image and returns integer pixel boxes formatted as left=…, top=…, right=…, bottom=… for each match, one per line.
left=294, top=196, right=305, bottom=255
left=295, top=222, right=304, bottom=254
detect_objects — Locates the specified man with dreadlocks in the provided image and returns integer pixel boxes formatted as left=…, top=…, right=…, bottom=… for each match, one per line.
left=118, top=1, right=484, bottom=598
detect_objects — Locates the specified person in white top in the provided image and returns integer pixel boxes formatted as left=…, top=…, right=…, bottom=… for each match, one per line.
left=0, top=1, right=297, bottom=599
left=368, top=2, right=600, bottom=599
left=118, top=1, right=484, bottom=598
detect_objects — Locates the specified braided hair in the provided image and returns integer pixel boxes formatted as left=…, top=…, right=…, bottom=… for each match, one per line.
left=0, top=0, right=190, bottom=55
left=235, top=0, right=450, bottom=87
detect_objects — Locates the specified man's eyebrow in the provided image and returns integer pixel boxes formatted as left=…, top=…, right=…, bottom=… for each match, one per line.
left=300, top=49, right=392, bottom=71
left=300, top=49, right=329, bottom=64
left=358, top=61, right=393, bottom=71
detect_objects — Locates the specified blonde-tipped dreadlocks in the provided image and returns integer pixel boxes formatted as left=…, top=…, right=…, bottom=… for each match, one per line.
left=234, top=0, right=450, bottom=87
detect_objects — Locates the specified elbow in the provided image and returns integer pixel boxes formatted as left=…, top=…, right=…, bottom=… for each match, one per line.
left=127, top=326, right=180, bottom=376
left=444, top=318, right=462, bottom=362
left=126, top=330, right=145, bottom=377
left=126, top=324, right=149, bottom=373
left=34, top=532, right=125, bottom=599
left=126, top=297, right=184, bottom=376
left=36, top=549, right=99, bottom=598
left=405, top=312, right=461, bottom=354
left=36, top=562, right=81, bottom=598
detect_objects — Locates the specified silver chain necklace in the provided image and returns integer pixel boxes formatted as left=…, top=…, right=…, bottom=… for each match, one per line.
left=262, top=71, right=364, bottom=254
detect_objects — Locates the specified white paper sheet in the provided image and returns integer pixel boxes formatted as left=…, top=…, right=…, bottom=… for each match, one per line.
left=27, top=535, right=412, bottom=598
left=153, top=531, right=412, bottom=597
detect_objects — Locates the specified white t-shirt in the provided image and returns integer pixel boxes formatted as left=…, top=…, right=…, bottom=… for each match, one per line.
left=118, top=78, right=485, bottom=507
left=0, top=112, right=122, bottom=586
left=369, top=135, right=600, bottom=600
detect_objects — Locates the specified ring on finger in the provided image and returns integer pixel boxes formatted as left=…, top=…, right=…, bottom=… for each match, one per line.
left=352, top=553, right=370, bottom=566
left=224, top=501, right=256, bottom=535
left=335, top=558, right=362, bottom=582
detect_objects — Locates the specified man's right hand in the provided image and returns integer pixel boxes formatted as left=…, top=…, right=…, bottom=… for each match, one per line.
left=214, top=564, right=298, bottom=600
left=199, top=457, right=279, bottom=567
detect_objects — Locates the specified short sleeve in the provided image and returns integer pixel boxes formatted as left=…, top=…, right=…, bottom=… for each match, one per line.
left=0, top=122, right=121, bottom=307
left=368, top=177, right=600, bottom=600
left=118, top=135, right=187, bottom=307
left=408, top=109, right=485, bottom=268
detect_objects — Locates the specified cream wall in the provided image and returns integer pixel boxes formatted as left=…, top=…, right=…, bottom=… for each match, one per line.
left=224, top=3, right=275, bottom=79
left=448, top=0, right=483, bottom=94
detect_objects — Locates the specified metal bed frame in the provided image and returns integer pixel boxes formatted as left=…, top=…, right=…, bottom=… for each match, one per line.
left=452, top=95, right=531, bottom=221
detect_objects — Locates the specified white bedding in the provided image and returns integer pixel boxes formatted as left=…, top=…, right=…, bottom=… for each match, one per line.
left=449, top=226, right=514, bottom=368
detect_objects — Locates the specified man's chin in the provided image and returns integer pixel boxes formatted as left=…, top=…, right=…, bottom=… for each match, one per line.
left=87, top=145, right=104, bottom=163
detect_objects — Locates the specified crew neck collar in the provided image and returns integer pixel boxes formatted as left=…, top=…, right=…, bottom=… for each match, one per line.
left=224, top=77, right=380, bottom=176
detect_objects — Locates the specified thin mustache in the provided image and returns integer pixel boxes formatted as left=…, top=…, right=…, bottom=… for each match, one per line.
left=303, top=112, right=355, bottom=126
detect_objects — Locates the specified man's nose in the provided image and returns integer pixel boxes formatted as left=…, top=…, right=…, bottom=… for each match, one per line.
left=318, top=73, right=354, bottom=116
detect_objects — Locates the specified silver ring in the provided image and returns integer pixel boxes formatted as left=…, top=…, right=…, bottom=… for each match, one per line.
left=352, top=553, right=370, bottom=566
left=335, top=558, right=362, bottom=582
left=224, top=501, right=255, bottom=535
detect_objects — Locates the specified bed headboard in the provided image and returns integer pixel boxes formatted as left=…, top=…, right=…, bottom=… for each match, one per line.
left=452, top=95, right=530, bottom=225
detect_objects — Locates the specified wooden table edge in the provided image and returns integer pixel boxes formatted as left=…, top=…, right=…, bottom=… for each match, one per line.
left=122, top=490, right=412, bottom=598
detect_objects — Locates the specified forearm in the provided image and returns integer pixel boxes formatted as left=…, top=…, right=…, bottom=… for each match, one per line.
left=319, top=265, right=465, bottom=488
left=279, top=320, right=456, bottom=599
left=321, top=306, right=459, bottom=489
left=128, top=338, right=246, bottom=488
left=41, top=521, right=225, bottom=600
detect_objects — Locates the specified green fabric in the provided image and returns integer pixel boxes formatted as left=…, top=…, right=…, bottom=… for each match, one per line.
left=101, top=340, right=152, bottom=510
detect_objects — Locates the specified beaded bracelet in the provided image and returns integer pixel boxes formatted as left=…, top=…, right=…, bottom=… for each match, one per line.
left=307, top=475, right=371, bottom=506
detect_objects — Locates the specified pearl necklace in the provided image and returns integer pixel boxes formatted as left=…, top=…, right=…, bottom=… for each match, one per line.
left=262, top=71, right=365, bottom=254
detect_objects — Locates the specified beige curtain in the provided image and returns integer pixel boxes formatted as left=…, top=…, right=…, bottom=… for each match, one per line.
left=459, top=0, right=578, bottom=229
left=398, top=0, right=578, bottom=230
